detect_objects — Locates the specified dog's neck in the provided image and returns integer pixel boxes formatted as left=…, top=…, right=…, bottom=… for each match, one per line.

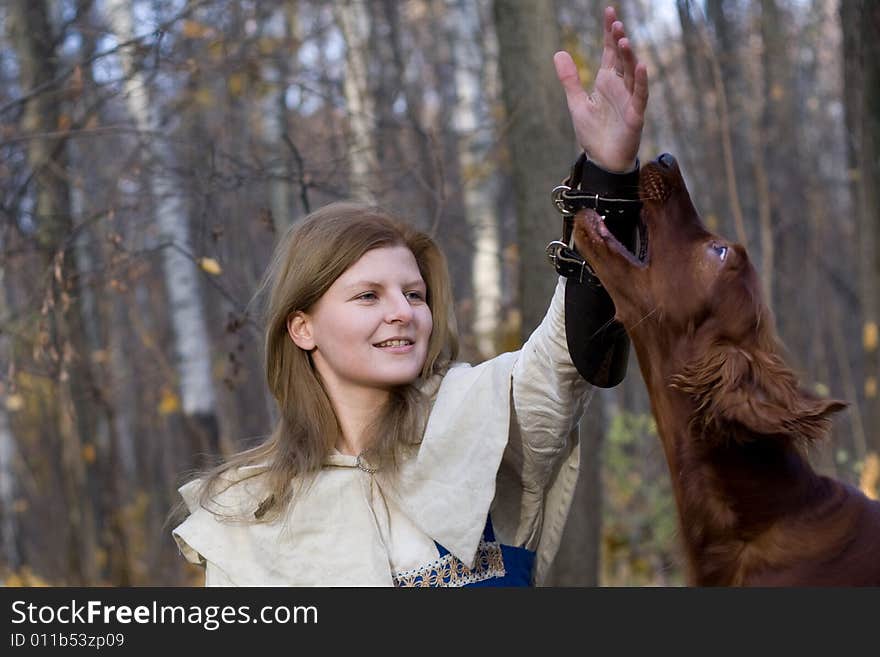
left=631, top=336, right=825, bottom=585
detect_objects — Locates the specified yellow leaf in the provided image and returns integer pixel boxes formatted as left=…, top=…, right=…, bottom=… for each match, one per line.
left=813, top=382, right=830, bottom=397
left=193, top=87, right=214, bottom=108
left=771, top=83, right=785, bottom=101
left=182, top=19, right=212, bottom=39
left=864, top=321, right=878, bottom=352
left=82, top=443, right=96, bottom=464
left=158, top=388, right=180, bottom=415
left=208, top=39, right=225, bottom=61
left=705, top=213, right=719, bottom=231
left=5, top=393, right=24, bottom=412
left=5, top=566, right=49, bottom=587
left=865, top=376, right=877, bottom=399
left=198, top=257, right=222, bottom=275
left=227, top=73, right=245, bottom=97
left=258, top=36, right=279, bottom=56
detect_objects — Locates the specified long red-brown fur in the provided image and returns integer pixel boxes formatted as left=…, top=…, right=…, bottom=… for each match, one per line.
left=572, top=154, right=880, bottom=585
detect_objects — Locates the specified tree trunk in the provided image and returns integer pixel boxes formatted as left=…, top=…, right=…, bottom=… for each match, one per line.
left=544, top=394, right=604, bottom=586
left=841, top=1, right=879, bottom=457
left=0, top=267, right=22, bottom=573
left=106, top=0, right=220, bottom=467
left=7, top=0, right=100, bottom=584
left=493, top=0, right=573, bottom=335
left=334, top=0, right=379, bottom=202
left=864, top=2, right=880, bottom=456
left=494, top=0, right=599, bottom=587
left=760, top=0, right=809, bottom=368
left=447, top=0, right=502, bottom=359
left=675, top=2, right=727, bottom=237
left=706, top=0, right=774, bottom=304
left=266, top=1, right=301, bottom=231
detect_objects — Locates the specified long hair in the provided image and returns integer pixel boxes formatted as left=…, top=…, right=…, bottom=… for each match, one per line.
left=178, top=201, right=459, bottom=523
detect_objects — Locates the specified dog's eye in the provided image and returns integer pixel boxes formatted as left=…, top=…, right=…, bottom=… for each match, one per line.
left=711, top=243, right=729, bottom=261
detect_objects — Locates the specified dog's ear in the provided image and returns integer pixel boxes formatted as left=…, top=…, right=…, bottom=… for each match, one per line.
left=670, top=345, right=847, bottom=443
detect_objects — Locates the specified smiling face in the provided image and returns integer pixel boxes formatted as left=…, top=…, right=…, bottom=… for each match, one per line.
left=287, top=245, right=433, bottom=400
left=572, top=154, right=766, bottom=355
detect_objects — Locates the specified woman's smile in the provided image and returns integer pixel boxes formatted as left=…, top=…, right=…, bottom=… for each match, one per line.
left=373, top=338, right=416, bottom=353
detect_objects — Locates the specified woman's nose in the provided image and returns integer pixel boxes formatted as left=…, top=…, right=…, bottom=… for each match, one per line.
left=385, top=293, right=414, bottom=323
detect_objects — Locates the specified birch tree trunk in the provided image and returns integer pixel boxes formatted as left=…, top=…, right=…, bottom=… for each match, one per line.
left=447, top=0, right=501, bottom=358
left=106, top=0, right=220, bottom=464
left=264, top=1, right=301, bottom=231
left=334, top=0, right=378, bottom=202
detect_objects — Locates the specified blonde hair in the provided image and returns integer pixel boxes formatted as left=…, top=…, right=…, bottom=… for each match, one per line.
left=182, top=202, right=458, bottom=522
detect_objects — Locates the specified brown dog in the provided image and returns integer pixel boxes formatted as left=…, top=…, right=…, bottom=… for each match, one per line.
left=572, top=153, right=880, bottom=585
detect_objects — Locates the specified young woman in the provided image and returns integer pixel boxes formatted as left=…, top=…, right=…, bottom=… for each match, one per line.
left=172, top=7, right=648, bottom=586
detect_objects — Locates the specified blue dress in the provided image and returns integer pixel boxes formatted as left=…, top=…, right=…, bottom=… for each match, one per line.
left=393, top=516, right=536, bottom=587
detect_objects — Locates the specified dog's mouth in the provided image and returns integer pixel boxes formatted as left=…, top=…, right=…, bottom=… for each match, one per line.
left=580, top=209, right=648, bottom=269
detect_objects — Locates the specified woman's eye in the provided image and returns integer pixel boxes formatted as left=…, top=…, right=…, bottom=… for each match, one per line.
left=406, top=291, right=425, bottom=302
left=711, top=244, right=729, bottom=260
left=357, top=292, right=377, bottom=301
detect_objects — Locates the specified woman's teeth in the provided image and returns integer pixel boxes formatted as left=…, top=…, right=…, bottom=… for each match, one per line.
left=376, top=339, right=412, bottom=347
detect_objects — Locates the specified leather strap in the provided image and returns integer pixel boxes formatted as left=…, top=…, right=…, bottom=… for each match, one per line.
left=548, top=153, right=642, bottom=388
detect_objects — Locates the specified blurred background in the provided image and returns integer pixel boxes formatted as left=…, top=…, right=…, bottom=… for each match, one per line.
left=0, top=0, right=877, bottom=586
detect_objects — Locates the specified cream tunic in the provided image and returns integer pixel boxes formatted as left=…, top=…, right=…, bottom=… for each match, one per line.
left=173, top=277, right=591, bottom=586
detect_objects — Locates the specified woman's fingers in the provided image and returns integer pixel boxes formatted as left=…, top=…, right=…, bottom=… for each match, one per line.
left=600, top=7, right=618, bottom=70
left=632, top=62, right=649, bottom=118
left=610, top=21, right=626, bottom=76
left=553, top=50, right=587, bottom=109
left=619, top=37, right=636, bottom=94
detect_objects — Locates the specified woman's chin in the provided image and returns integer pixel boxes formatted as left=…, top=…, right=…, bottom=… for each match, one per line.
left=373, top=364, right=425, bottom=388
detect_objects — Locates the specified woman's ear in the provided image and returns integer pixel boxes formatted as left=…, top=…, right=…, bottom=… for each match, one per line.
left=287, top=311, right=315, bottom=351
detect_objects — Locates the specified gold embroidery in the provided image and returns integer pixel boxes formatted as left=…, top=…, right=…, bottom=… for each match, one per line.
left=393, top=540, right=506, bottom=587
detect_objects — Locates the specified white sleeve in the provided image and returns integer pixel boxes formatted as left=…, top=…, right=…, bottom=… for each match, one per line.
left=512, top=276, right=591, bottom=472
left=492, top=276, right=593, bottom=551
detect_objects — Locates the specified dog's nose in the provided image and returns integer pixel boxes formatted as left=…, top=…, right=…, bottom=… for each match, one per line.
left=658, top=153, right=676, bottom=169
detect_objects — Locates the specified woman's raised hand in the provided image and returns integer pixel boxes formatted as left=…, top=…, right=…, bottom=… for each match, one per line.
left=553, top=6, right=648, bottom=173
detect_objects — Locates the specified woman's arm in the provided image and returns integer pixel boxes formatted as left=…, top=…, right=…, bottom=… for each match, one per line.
left=493, top=8, right=648, bottom=554
left=508, top=276, right=590, bottom=502
left=553, top=8, right=649, bottom=387
left=510, top=6, right=648, bottom=451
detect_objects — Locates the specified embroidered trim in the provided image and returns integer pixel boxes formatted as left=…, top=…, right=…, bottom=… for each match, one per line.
left=393, top=540, right=506, bottom=587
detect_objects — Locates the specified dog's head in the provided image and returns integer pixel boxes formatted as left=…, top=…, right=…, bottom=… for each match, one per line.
left=573, top=153, right=761, bottom=340
left=572, top=153, right=845, bottom=442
